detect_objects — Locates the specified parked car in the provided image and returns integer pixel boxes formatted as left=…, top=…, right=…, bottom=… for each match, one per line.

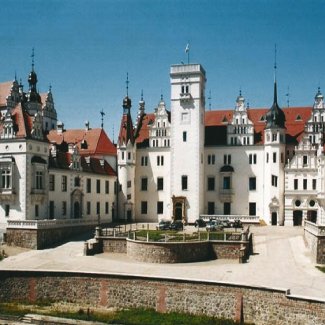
left=206, top=220, right=223, bottom=231
left=220, top=220, right=231, bottom=228
left=156, top=220, right=171, bottom=230
left=169, top=221, right=184, bottom=231
left=231, top=219, right=243, bottom=228
left=194, top=218, right=206, bottom=228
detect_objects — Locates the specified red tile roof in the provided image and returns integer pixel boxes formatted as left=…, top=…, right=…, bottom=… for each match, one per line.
left=49, top=151, right=116, bottom=176
left=135, top=107, right=313, bottom=146
left=118, top=113, right=134, bottom=145
left=47, top=128, right=116, bottom=156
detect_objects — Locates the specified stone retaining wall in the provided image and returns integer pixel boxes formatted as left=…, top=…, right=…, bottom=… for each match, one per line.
left=0, top=270, right=325, bottom=325
left=86, top=236, right=250, bottom=263
left=304, top=226, right=325, bottom=264
left=126, top=240, right=213, bottom=263
left=6, top=225, right=96, bottom=249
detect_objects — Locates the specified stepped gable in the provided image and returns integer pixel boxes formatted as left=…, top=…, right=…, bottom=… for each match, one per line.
left=135, top=113, right=155, bottom=146
left=47, top=128, right=116, bottom=156
left=0, top=81, right=14, bottom=106
left=0, top=102, right=45, bottom=139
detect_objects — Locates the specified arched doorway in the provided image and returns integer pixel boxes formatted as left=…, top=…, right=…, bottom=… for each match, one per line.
left=293, top=210, right=303, bottom=226
left=74, top=201, right=80, bottom=219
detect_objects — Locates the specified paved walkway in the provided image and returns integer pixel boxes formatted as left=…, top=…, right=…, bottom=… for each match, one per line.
left=1, top=226, right=325, bottom=300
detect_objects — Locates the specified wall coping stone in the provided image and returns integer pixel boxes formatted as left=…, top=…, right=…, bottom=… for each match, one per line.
left=1, top=269, right=325, bottom=304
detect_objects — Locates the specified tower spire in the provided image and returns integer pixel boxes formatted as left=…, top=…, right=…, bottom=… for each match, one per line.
left=31, top=48, right=35, bottom=71
left=273, top=44, right=278, bottom=105
left=126, top=73, right=129, bottom=97
left=100, top=109, right=105, bottom=129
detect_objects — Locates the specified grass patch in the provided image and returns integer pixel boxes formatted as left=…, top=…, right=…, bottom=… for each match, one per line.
left=134, top=230, right=230, bottom=242
left=0, top=303, right=251, bottom=325
left=316, top=266, right=325, bottom=273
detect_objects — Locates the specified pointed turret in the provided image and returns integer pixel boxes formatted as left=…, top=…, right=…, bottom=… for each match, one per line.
left=265, top=72, right=285, bottom=129
left=314, top=87, right=325, bottom=109
left=134, top=90, right=145, bottom=138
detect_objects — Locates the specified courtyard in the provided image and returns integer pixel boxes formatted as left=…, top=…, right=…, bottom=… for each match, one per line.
left=0, top=225, right=325, bottom=300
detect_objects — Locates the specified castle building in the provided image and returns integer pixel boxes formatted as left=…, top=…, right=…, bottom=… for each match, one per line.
left=117, top=62, right=325, bottom=226
left=0, top=63, right=117, bottom=228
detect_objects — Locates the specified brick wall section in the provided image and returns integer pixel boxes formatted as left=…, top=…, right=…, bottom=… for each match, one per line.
left=0, top=271, right=325, bottom=325
left=6, top=225, right=96, bottom=249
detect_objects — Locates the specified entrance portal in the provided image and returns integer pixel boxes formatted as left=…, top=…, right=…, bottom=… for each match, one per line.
left=271, top=212, right=277, bottom=225
left=74, top=201, right=80, bottom=219
left=293, top=210, right=303, bottom=226
left=172, top=196, right=186, bottom=223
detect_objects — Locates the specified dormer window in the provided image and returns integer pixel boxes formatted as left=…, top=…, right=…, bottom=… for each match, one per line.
left=296, top=115, right=302, bottom=121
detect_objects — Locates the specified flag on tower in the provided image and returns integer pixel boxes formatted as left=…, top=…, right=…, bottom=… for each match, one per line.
left=185, top=43, right=190, bottom=53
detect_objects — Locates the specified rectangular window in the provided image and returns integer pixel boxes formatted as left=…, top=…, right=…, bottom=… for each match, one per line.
left=141, top=156, right=148, bottom=166
left=271, top=175, right=278, bottom=187
left=157, top=201, right=164, bottom=214
left=141, top=177, right=148, bottom=191
left=35, top=205, right=39, bottom=218
left=266, top=153, right=269, bottom=163
left=249, top=154, right=256, bottom=164
left=208, top=154, right=215, bottom=165
left=294, top=179, right=298, bottom=190
left=36, top=171, right=43, bottom=189
left=182, top=175, right=188, bottom=190
left=105, top=180, right=109, bottom=194
left=313, top=179, right=317, bottom=190
left=303, top=179, right=307, bottom=190
left=157, top=156, right=164, bottom=166
left=62, top=176, right=67, bottom=192
left=49, top=174, right=55, bottom=191
left=87, top=178, right=91, bottom=193
left=96, top=202, right=100, bottom=215
left=249, top=177, right=256, bottom=190
left=141, top=201, right=148, bottom=214
left=224, top=202, right=231, bottom=215
left=62, top=201, right=67, bottom=216
left=1, top=168, right=11, bottom=189
left=157, top=177, right=164, bottom=191
left=207, top=177, right=215, bottom=191
left=74, top=177, right=80, bottom=187
left=224, top=154, right=231, bottom=165
left=5, top=204, right=9, bottom=217
left=208, top=202, right=215, bottom=215
left=223, top=176, right=231, bottom=189
left=281, top=153, right=284, bottom=163
left=273, top=152, right=276, bottom=163
left=183, top=131, right=187, bottom=142
left=87, top=202, right=91, bottom=215
left=303, top=155, right=308, bottom=166
left=127, top=180, right=131, bottom=188
left=105, top=202, right=109, bottom=214
left=96, top=179, right=101, bottom=193
left=128, top=152, right=131, bottom=160
left=249, top=202, right=256, bottom=216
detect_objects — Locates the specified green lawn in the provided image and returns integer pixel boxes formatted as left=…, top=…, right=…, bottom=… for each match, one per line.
left=0, top=303, right=253, bottom=324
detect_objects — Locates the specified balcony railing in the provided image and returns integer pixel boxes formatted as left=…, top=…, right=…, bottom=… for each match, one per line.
left=200, top=214, right=260, bottom=224
left=7, top=218, right=99, bottom=230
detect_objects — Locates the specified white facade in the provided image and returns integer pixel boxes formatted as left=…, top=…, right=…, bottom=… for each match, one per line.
left=117, top=62, right=325, bottom=226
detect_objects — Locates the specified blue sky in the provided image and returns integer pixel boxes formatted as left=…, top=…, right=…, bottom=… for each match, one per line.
left=1, top=0, right=325, bottom=142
